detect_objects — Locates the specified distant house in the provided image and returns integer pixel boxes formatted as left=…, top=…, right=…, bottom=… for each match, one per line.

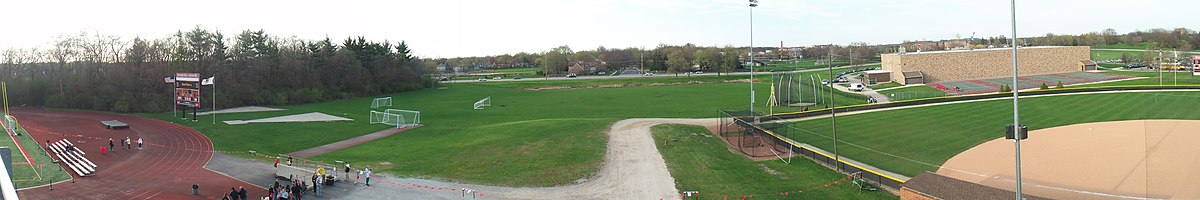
left=568, top=63, right=588, bottom=74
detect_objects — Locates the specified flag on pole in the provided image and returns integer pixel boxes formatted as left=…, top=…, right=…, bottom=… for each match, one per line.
left=164, top=76, right=175, bottom=83
left=201, top=77, right=215, bottom=85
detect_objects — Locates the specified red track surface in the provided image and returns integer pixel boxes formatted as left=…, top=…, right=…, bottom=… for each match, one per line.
left=12, top=108, right=265, bottom=199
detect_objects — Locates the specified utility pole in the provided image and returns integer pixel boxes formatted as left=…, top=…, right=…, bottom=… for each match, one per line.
left=828, top=44, right=840, bottom=172
left=1008, top=0, right=1024, bottom=198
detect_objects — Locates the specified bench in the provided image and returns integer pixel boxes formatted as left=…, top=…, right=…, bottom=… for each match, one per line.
left=48, top=139, right=96, bottom=176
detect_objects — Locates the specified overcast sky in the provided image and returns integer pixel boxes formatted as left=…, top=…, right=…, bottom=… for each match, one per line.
left=0, top=0, right=1193, bottom=58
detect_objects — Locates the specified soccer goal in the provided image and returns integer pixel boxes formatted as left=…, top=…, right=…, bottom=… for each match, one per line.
left=384, top=109, right=420, bottom=127
left=473, top=96, right=491, bottom=110
left=371, top=97, right=392, bottom=109
left=369, top=110, right=404, bottom=128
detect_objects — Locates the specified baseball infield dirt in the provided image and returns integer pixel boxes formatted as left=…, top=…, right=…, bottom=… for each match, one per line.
left=937, top=120, right=1200, bottom=200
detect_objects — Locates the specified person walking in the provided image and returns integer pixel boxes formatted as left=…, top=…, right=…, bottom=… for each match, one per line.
left=364, top=166, right=371, bottom=186
left=108, top=138, right=114, bottom=152
left=125, top=137, right=131, bottom=150
left=137, top=137, right=143, bottom=149
left=228, top=187, right=238, bottom=200
left=274, top=157, right=280, bottom=168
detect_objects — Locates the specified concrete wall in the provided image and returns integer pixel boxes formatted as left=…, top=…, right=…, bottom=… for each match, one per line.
left=881, top=46, right=1091, bottom=85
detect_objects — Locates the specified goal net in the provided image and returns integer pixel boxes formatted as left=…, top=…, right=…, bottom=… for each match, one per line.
left=384, top=109, right=420, bottom=127
left=371, top=97, right=392, bottom=109
left=473, top=96, right=491, bottom=110
left=369, top=110, right=404, bottom=128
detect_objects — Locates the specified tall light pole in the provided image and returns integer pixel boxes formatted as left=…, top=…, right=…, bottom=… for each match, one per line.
left=749, top=0, right=758, bottom=114
left=1008, top=0, right=1024, bottom=198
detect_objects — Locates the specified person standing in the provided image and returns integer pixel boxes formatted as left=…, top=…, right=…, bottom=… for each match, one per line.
left=108, top=138, right=115, bottom=152
left=238, top=186, right=247, bottom=200
left=125, top=137, right=131, bottom=150
left=364, top=166, right=371, bottom=186
left=314, top=174, right=323, bottom=197
left=343, top=163, right=351, bottom=182
left=228, top=187, right=238, bottom=200
left=137, top=137, right=143, bottom=149
left=274, top=157, right=280, bottom=168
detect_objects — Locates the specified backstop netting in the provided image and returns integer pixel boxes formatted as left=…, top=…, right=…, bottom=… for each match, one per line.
left=770, top=73, right=824, bottom=107
left=473, top=96, right=491, bottom=110
left=371, top=97, right=392, bottom=109
left=384, top=109, right=420, bottom=127
left=717, top=109, right=795, bottom=163
left=369, top=110, right=404, bottom=128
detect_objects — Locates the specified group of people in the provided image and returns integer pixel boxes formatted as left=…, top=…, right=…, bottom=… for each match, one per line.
left=223, top=186, right=248, bottom=200
left=267, top=180, right=307, bottom=200
left=100, top=136, right=142, bottom=155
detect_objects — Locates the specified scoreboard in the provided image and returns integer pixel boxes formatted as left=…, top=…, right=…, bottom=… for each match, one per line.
left=175, top=73, right=201, bottom=108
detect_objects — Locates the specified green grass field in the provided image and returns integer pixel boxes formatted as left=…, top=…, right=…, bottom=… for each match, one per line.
left=1091, top=49, right=1143, bottom=61
left=143, top=76, right=870, bottom=186
left=1093, top=42, right=1154, bottom=50
left=483, top=67, right=545, bottom=78
left=1082, top=70, right=1200, bottom=87
left=0, top=115, right=73, bottom=189
left=653, top=124, right=895, bottom=199
left=759, top=59, right=854, bottom=72
left=784, top=91, right=1200, bottom=177
left=876, top=85, right=948, bottom=101
left=867, top=82, right=901, bottom=90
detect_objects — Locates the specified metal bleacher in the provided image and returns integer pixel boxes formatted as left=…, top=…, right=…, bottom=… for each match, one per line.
left=48, top=139, right=96, bottom=176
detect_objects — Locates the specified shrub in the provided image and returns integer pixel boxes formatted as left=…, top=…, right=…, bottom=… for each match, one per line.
left=1056, top=81, right=1064, bottom=88
left=1040, top=82, right=1049, bottom=90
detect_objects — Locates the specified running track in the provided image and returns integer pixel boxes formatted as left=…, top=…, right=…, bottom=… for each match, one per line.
left=12, top=108, right=266, bottom=199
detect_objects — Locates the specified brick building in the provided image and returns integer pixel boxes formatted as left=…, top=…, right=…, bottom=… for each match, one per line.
left=880, top=46, right=1091, bottom=85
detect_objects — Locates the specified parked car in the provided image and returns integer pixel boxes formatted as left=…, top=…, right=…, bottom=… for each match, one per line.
left=493, top=76, right=502, bottom=80
left=644, top=72, right=654, bottom=76
left=513, top=76, right=522, bottom=80
left=848, top=83, right=865, bottom=92
left=477, top=78, right=487, bottom=81
left=567, top=73, right=578, bottom=78
left=440, top=77, right=450, bottom=81
left=694, top=71, right=704, bottom=74
left=821, top=80, right=830, bottom=85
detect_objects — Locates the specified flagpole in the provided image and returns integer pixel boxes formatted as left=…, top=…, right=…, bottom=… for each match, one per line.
left=212, top=77, right=216, bottom=125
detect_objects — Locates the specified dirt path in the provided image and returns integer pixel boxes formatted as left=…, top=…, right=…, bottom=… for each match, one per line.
left=288, top=125, right=421, bottom=158
left=325, top=118, right=717, bottom=200
left=937, top=120, right=1200, bottom=200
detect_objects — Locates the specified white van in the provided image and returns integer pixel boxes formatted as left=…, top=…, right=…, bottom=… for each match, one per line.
left=848, top=83, right=865, bottom=92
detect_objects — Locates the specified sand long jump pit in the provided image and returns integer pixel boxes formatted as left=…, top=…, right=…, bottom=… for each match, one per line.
left=937, top=120, right=1200, bottom=199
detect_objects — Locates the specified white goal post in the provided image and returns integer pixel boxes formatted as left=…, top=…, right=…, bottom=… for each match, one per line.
left=473, top=96, right=491, bottom=110
left=369, top=110, right=404, bottom=128
left=371, top=97, right=392, bottom=109
left=384, top=109, right=420, bottom=127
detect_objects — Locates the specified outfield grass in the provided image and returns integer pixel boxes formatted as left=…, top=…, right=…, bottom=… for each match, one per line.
left=653, top=124, right=895, bottom=199
left=1091, top=49, right=1142, bottom=61
left=0, top=115, right=73, bottom=189
left=1093, top=42, right=1154, bottom=50
left=784, top=91, right=1200, bottom=177
left=876, top=85, right=948, bottom=101
left=468, top=74, right=752, bottom=90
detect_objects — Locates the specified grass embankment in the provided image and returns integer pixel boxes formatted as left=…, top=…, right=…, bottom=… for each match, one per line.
left=0, top=115, right=73, bottom=189
left=653, top=124, right=895, bottom=199
left=786, top=91, right=1200, bottom=177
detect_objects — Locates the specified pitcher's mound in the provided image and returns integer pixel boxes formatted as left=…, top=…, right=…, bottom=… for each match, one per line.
left=937, top=120, right=1200, bottom=199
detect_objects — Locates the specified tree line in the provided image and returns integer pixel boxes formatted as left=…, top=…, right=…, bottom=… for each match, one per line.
left=0, top=27, right=432, bottom=113
left=431, top=44, right=746, bottom=76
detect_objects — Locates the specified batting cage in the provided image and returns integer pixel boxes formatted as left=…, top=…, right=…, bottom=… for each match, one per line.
left=717, top=109, right=795, bottom=162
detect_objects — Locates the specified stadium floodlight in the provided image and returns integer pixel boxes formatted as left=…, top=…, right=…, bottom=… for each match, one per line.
left=473, top=96, right=492, bottom=110
left=384, top=109, right=421, bottom=127
left=371, top=97, right=393, bottom=109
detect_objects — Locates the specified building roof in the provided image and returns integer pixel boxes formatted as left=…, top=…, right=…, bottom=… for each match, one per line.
left=902, top=71, right=923, bottom=78
left=1079, top=60, right=1097, bottom=66
left=864, top=70, right=891, bottom=74
left=903, top=172, right=1051, bottom=200
left=885, top=46, right=1084, bottom=56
